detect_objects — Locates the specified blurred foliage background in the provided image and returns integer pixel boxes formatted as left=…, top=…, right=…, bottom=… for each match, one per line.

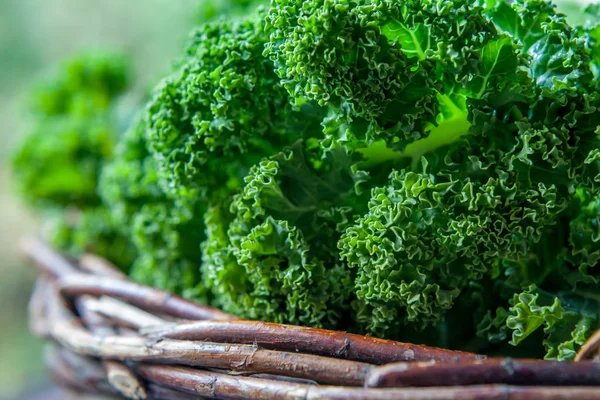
left=0, top=0, right=593, bottom=398
left=0, top=0, right=200, bottom=398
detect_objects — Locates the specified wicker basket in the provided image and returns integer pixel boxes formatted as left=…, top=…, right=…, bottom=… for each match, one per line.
left=22, top=236, right=600, bottom=400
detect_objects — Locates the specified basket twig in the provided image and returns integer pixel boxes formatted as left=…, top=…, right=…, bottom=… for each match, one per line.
left=366, top=358, right=600, bottom=387
left=147, top=384, right=206, bottom=400
left=79, top=253, right=128, bottom=279
left=136, top=364, right=600, bottom=400
left=58, top=274, right=235, bottom=321
left=81, top=296, right=168, bottom=329
left=45, top=344, right=116, bottom=396
left=141, top=320, right=482, bottom=364
left=75, top=295, right=147, bottom=399
left=576, top=328, right=600, bottom=361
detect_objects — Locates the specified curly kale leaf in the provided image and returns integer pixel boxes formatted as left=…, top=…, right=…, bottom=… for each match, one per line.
left=11, top=51, right=136, bottom=267
left=108, top=14, right=326, bottom=299
left=265, top=0, right=521, bottom=154
left=202, top=141, right=366, bottom=327
left=147, top=15, right=325, bottom=200
left=12, top=117, right=114, bottom=208
left=339, top=167, right=460, bottom=336
left=265, top=0, right=440, bottom=147
left=334, top=0, right=600, bottom=344
left=29, top=51, right=129, bottom=118
left=479, top=286, right=598, bottom=360
left=99, top=116, right=209, bottom=299
left=12, top=51, right=129, bottom=208
left=339, top=149, right=564, bottom=337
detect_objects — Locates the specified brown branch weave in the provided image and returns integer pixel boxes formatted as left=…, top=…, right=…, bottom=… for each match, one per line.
left=22, top=236, right=600, bottom=400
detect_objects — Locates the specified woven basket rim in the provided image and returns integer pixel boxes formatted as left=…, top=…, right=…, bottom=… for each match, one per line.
left=22, top=236, right=600, bottom=400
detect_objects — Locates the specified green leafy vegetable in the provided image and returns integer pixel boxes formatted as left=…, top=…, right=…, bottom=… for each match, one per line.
left=13, top=0, right=600, bottom=360
left=11, top=51, right=136, bottom=267
left=12, top=51, right=129, bottom=208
